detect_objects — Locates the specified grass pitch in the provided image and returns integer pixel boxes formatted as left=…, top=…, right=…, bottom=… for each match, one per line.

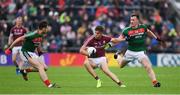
left=0, top=66, right=179, bottom=94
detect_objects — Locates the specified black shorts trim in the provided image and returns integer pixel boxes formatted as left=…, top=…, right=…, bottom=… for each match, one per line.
left=22, top=51, right=31, bottom=60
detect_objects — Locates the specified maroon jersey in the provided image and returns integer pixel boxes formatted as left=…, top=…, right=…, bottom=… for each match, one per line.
left=10, top=26, right=27, bottom=46
left=84, top=35, right=111, bottom=58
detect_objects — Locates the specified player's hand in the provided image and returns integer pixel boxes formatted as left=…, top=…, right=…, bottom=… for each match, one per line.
left=5, top=48, right=12, bottom=55
left=38, top=51, right=47, bottom=56
left=159, top=40, right=166, bottom=47
left=156, top=37, right=166, bottom=47
left=114, top=54, right=118, bottom=59
left=89, top=50, right=97, bottom=58
left=114, top=50, right=121, bottom=59
left=38, top=51, right=43, bottom=56
left=103, top=42, right=113, bottom=49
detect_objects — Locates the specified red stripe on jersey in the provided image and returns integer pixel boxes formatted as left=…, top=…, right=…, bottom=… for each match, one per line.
left=83, top=35, right=95, bottom=47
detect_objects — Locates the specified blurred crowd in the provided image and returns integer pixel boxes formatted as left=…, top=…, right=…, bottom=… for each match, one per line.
left=0, top=0, right=180, bottom=53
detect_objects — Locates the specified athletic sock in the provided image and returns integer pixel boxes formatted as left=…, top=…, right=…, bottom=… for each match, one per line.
left=25, top=69, right=32, bottom=72
left=44, top=80, right=51, bottom=87
left=117, top=81, right=122, bottom=86
left=95, top=76, right=99, bottom=80
left=152, top=80, right=158, bottom=85
left=25, top=68, right=38, bottom=72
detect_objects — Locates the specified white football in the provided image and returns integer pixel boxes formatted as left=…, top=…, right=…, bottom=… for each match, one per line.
left=87, top=47, right=96, bottom=55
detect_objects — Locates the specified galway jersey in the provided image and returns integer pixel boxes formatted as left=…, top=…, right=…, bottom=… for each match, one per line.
left=84, top=35, right=111, bottom=58
left=122, top=24, right=148, bottom=51
left=10, top=26, right=27, bottom=46
left=21, top=31, right=43, bottom=52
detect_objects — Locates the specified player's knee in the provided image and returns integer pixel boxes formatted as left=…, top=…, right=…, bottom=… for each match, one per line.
left=119, top=64, right=124, bottom=68
left=44, top=67, right=48, bottom=71
left=144, top=64, right=151, bottom=70
left=101, top=68, right=110, bottom=74
left=37, top=65, right=44, bottom=70
left=84, top=62, right=88, bottom=67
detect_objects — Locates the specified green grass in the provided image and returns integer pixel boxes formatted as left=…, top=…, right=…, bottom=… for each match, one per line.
left=0, top=66, right=180, bottom=94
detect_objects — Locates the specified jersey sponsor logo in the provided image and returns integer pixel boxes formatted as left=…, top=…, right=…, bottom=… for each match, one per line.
left=128, top=28, right=145, bottom=36
left=157, top=54, right=180, bottom=67
left=13, top=29, right=24, bottom=35
left=32, top=37, right=43, bottom=43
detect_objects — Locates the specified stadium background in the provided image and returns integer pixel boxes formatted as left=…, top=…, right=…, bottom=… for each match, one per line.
left=0, top=0, right=180, bottom=94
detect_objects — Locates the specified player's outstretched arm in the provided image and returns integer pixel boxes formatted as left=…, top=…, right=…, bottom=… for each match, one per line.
left=8, top=33, right=13, bottom=46
left=147, top=29, right=166, bottom=47
left=8, top=35, right=25, bottom=49
left=147, top=29, right=158, bottom=39
left=111, top=35, right=126, bottom=44
left=5, top=35, right=25, bottom=55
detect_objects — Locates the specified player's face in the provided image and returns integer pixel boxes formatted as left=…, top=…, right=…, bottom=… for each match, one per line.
left=16, top=17, right=23, bottom=26
left=42, top=26, right=49, bottom=35
left=130, top=16, right=139, bottom=27
left=94, top=31, right=103, bottom=39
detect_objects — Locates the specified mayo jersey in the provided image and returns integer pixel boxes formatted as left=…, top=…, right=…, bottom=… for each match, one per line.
left=21, top=31, right=43, bottom=52
left=122, top=24, right=148, bottom=51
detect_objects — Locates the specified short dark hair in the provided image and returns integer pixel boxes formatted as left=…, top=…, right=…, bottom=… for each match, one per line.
left=95, top=25, right=104, bottom=32
left=38, top=21, right=48, bottom=30
left=131, top=13, right=139, bottom=20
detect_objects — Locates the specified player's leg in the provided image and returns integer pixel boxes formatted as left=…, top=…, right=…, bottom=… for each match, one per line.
left=22, top=55, right=47, bottom=73
left=100, top=61, right=125, bottom=87
left=12, top=47, right=23, bottom=74
left=22, top=51, right=59, bottom=88
left=12, top=53, right=18, bottom=67
left=19, top=55, right=47, bottom=73
left=119, top=59, right=129, bottom=68
left=84, top=58, right=101, bottom=88
left=38, top=55, right=48, bottom=71
left=12, top=52, right=20, bottom=74
left=139, top=55, right=160, bottom=87
left=18, top=60, right=29, bottom=81
left=116, top=51, right=129, bottom=68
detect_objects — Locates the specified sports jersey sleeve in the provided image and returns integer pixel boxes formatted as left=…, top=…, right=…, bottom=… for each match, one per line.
left=24, top=32, right=35, bottom=40
left=122, top=28, right=127, bottom=36
left=83, top=35, right=94, bottom=47
left=141, top=24, right=148, bottom=32
left=122, top=28, right=130, bottom=40
left=104, top=36, right=112, bottom=43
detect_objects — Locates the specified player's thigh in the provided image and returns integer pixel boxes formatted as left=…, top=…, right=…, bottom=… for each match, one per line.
left=88, top=58, right=99, bottom=68
left=120, top=59, right=129, bottom=68
left=20, top=51, right=43, bottom=68
left=38, top=55, right=48, bottom=69
left=27, top=57, right=43, bottom=69
left=100, top=62, right=110, bottom=72
left=12, top=47, right=21, bottom=60
left=89, top=57, right=107, bottom=68
left=12, top=53, right=18, bottom=61
left=139, top=55, right=152, bottom=68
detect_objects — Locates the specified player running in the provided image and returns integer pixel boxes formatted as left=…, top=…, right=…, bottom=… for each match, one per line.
left=113, top=14, right=164, bottom=87
left=5, top=21, right=60, bottom=88
left=8, top=16, right=27, bottom=74
left=80, top=25, right=126, bottom=88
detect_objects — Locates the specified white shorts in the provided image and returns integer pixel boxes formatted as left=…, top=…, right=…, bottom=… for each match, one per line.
left=88, top=57, right=107, bottom=68
left=19, top=51, right=39, bottom=61
left=12, top=46, right=22, bottom=54
left=19, top=51, right=47, bottom=69
left=123, top=50, right=148, bottom=63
